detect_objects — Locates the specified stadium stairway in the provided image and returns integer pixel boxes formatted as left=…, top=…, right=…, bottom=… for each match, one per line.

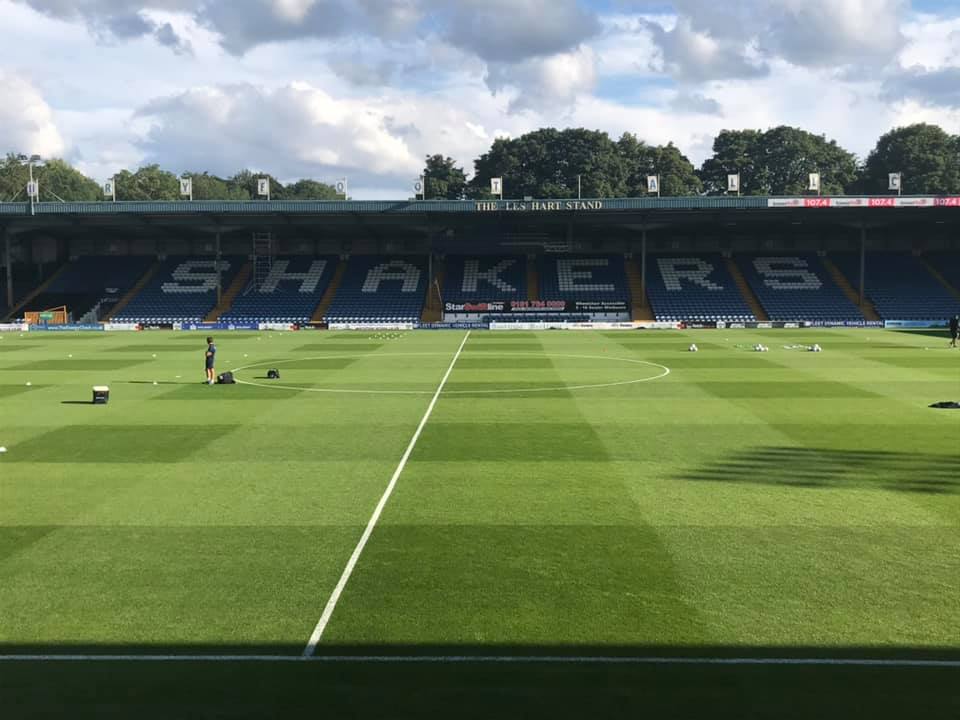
left=527, top=256, right=539, bottom=301
left=625, top=257, right=655, bottom=321
left=102, top=259, right=163, bottom=321
left=821, top=256, right=880, bottom=321
left=204, top=261, right=252, bottom=321
left=3, top=263, right=68, bottom=321
left=420, top=263, right=444, bottom=323
left=920, top=256, right=960, bottom=301
left=312, top=259, right=347, bottom=322
left=725, top=257, right=770, bottom=321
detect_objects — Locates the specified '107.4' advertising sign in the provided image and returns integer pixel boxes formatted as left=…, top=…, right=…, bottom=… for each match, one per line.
left=768, top=196, right=960, bottom=209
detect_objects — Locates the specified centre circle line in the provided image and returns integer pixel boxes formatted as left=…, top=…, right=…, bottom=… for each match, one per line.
left=230, top=352, right=671, bottom=396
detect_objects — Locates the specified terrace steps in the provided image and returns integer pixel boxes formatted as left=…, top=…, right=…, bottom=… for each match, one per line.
left=205, top=262, right=252, bottom=321
left=102, top=259, right=164, bottom=321
left=725, top=257, right=769, bottom=321
left=526, top=256, right=539, bottom=301
left=420, top=263, right=444, bottom=324
left=821, top=256, right=881, bottom=321
left=921, top=256, right=960, bottom=300
left=312, top=259, right=347, bottom=322
left=3, top=263, right=69, bottom=321
left=624, top=257, right=655, bottom=321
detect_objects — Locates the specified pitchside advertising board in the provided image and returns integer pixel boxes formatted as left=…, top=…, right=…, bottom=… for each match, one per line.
left=445, top=300, right=629, bottom=313
left=767, top=197, right=960, bottom=208
left=27, top=323, right=104, bottom=332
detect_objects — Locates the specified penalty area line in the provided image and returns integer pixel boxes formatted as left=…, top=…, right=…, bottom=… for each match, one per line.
left=301, top=330, right=472, bottom=657
left=1, top=655, right=959, bottom=668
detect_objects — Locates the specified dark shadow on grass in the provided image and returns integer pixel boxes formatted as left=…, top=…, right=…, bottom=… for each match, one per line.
left=1, top=643, right=958, bottom=719
left=60, top=401, right=95, bottom=405
left=676, top=446, right=960, bottom=494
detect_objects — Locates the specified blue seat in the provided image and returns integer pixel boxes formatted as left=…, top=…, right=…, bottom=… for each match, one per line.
left=737, top=254, right=862, bottom=322
left=648, top=254, right=755, bottom=322
left=832, top=252, right=960, bottom=321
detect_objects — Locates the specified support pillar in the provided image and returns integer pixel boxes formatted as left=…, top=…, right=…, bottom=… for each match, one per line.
left=640, top=228, right=648, bottom=308
left=215, top=231, right=222, bottom=306
left=4, top=228, right=12, bottom=311
left=859, top=225, right=866, bottom=308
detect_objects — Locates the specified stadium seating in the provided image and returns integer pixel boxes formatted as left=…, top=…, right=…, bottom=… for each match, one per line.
left=831, top=252, right=960, bottom=321
left=324, top=256, right=426, bottom=322
left=443, top=256, right=527, bottom=302
left=736, top=254, right=863, bottom=322
left=115, top=256, right=245, bottom=323
left=221, top=256, right=337, bottom=323
left=924, top=252, right=960, bottom=303
left=2, top=262, right=61, bottom=315
left=534, top=255, right=631, bottom=319
left=21, top=256, right=155, bottom=321
left=647, top=254, right=755, bottom=322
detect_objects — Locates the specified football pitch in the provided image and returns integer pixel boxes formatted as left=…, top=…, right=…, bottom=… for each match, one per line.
left=1, top=327, right=958, bottom=717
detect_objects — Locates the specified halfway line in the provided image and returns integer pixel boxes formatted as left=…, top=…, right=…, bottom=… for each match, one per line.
left=301, top=331, right=472, bottom=656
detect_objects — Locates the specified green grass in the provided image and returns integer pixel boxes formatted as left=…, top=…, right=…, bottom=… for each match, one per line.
left=1, top=328, right=958, bottom=718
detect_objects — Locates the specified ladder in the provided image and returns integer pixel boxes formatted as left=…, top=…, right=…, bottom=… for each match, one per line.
left=252, top=232, right=274, bottom=290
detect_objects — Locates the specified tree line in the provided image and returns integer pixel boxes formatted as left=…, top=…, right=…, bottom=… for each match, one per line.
left=0, top=161, right=340, bottom=202
left=2, top=123, right=958, bottom=202
left=424, top=123, right=960, bottom=199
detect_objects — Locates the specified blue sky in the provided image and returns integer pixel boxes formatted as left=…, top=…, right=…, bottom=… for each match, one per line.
left=0, top=0, right=958, bottom=198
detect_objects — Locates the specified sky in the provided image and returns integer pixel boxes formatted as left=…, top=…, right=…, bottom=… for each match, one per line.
left=1, top=0, right=959, bottom=199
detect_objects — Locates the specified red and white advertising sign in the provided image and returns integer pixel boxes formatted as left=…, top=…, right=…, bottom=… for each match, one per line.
left=768, top=196, right=960, bottom=209
left=831, top=197, right=869, bottom=207
left=767, top=198, right=806, bottom=208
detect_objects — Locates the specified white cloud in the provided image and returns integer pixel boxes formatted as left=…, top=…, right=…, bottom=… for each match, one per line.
left=135, top=82, right=421, bottom=181
left=3, top=0, right=960, bottom=197
left=486, top=46, right=598, bottom=113
left=0, top=70, right=65, bottom=158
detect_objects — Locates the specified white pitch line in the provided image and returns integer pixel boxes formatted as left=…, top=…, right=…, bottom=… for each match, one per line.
left=301, top=331, right=472, bottom=657
left=1, top=654, right=959, bottom=668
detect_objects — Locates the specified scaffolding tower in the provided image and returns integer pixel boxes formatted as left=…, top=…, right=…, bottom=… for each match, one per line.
left=253, top=232, right=274, bottom=290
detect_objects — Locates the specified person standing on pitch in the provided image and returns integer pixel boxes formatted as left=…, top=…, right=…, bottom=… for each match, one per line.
left=205, top=336, right=217, bottom=384
left=950, top=314, right=959, bottom=348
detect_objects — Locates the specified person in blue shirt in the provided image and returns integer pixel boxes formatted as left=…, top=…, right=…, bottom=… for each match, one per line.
left=205, top=337, right=216, bottom=385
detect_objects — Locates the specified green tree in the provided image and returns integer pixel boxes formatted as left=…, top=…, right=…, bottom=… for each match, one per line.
left=860, top=123, right=960, bottom=194
left=698, top=130, right=763, bottom=195
left=0, top=155, right=102, bottom=201
left=114, top=164, right=180, bottom=201
left=469, top=128, right=626, bottom=199
left=284, top=179, right=339, bottom=200
left=184, top=172, right=250, bottom=201
left=422, top=155, right=467, bottom=200
left=699, top=127, right=857, bottom=195
left=228, top=170, right=286, bottom=200
left=618, top=135, right=702, bottom=196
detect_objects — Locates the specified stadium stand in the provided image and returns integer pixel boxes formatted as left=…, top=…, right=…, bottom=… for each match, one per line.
left=831, top=252, right=960, bottom=321
left=2, top=262, right=61, bottom=315
left=736, top=254, right=864, bottom=322
left=221, top=256, right=338, bottom=324
left=20, top=256, right=155, bottom=322
left=534, top=255, right=631, bottom=319
left=443, top=256, right=527, bottom=302
left=646, top=254, right=755, bottom=322
left=114, top=256, right=246, bottom=323
left=923, top=252, right=960, bottom=301
left=324, top=256, right=426, bottom=323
